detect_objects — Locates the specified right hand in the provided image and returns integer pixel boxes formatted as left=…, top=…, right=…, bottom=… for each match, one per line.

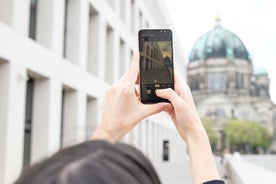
left=157, top=73, right=221, bottom=184
left=156, top=73, right=206, bottom=142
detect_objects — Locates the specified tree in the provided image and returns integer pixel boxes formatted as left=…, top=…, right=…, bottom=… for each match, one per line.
left=224, top=119, right=273, bottom=153
left=201, top=117, right=219, bottom=151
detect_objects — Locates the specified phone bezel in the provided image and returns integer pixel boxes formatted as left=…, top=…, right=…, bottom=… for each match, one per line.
left=138, top=29, right=174, bottom=104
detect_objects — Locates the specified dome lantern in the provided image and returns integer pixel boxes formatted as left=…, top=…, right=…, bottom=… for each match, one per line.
left=215, top=14, right=222, bottom=28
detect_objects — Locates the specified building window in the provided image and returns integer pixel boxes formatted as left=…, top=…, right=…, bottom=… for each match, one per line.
left=162, top=140, right=169, bottom=161
left=63, top=0, right=80, bottom=64
left=60, top=89, right=78, bottom=148
left=236, top=73, right=244, bottom=89
left=146, top=22, right=150, bottom=28
left=63, top=0, right=69, bottom=57
left=105, top=25, right=115, bottom=83
left=258, top=86, right=269, bottom=98
left=119, top=39, right=126, bottom=76
left=207, top=73, right=227, bottom=91
left=29, top=0, right=38, bottom=39
left=88, top=6, right=100, bottom=75
left=139, top=11, right=143, bottom=28
left=131, top=0, right=135, bottom=34
left=189, top=75, right=200, bottom=91
left=146, top=59, right=149, bottom=70
left=260, top=113, right=268, bottom=124
left=60, top=89, right=65, bottom=149
left=23, top=78, right=34, bottom=168
left=86, top=96, right=98, bottom=139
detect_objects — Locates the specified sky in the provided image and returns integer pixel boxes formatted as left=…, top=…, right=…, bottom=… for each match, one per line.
left=162, top=0, right=276, bottom=103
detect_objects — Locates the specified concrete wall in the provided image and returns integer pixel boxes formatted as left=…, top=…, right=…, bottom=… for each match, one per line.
left=225, top=153, right=276, bottom=184
left=0, top=0, right=187, bottom=183
left=242, top=154, right=276, bottom=173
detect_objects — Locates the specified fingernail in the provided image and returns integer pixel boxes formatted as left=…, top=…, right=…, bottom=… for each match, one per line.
left=155, top=89, right=161, bottom=94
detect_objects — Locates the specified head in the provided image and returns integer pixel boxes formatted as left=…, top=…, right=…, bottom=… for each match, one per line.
left=15, top=140, right=161, bottom=184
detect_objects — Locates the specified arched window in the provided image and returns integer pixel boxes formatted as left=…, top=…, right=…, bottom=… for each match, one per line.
left=207, top=73, right=227, bottom=90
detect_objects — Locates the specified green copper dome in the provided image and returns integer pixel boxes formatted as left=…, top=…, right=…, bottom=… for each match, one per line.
left=189, top=23, right=252, bottom=63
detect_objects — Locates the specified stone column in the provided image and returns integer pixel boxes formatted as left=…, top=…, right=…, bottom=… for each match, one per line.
left=31, top=78, right=62, bottom=163
left=0, top=62, right=27, bottom=184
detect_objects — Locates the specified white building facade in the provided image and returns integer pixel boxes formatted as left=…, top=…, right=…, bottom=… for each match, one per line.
left=0, top=0, right=186, bottom=183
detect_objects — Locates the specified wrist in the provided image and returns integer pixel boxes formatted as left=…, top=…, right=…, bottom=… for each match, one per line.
left=91, top=128, right=117, bottom=143
left=185, top=126, right=220, bottom=183
left=185, top=125, right=209, bottom=146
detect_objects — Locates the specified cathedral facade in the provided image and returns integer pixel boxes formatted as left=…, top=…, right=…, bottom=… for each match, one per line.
left=187, top=18, right=276, bottom=151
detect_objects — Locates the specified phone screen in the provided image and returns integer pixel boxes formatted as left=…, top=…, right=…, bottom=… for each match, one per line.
left=139, top=29, right=174, bottom=104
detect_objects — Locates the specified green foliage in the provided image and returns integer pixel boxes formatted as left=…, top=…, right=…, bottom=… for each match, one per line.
left=224, top=119, right=273, bottom=153
left=201, top=117, right=219, bottom=150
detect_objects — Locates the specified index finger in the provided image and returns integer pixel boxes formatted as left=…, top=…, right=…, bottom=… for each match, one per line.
left=122, top=51, right=140, bottom=84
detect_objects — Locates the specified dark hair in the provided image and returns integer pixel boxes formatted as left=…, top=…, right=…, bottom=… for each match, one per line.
left=15, top=140, right=161, bottom=184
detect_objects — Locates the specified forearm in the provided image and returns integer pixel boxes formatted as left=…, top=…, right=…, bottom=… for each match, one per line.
left=186, top=128, right=220, bottom=184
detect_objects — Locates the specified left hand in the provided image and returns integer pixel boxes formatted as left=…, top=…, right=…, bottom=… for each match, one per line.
left=92, top=51, right=171, bottom=143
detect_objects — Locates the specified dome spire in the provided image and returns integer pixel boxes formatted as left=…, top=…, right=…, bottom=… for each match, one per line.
left=215, top=13, right=222, bottom=28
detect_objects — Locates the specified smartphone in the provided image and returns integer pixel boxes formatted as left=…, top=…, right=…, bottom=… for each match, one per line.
left=139, top=29, right=174, bottom=104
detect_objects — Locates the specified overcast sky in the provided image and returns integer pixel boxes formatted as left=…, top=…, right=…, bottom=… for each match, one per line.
left=162, top=0, right=276, bottom=103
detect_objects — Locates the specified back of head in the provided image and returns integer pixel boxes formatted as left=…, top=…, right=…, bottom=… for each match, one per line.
left=15, top=140, right=161, bottom=184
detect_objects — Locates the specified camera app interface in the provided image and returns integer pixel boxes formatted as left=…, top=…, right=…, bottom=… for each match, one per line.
left=140, top=34, right=173, bottom=102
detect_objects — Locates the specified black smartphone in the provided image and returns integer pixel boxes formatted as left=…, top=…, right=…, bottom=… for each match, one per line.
left=138, top=29, right=174, bottom=104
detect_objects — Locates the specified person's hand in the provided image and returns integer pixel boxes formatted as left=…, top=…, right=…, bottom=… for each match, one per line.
left=156, top=74, right=221, bottom=184
left=92, top=51, right=171, bottom=143
left=156, top=73, right=205, bottom=142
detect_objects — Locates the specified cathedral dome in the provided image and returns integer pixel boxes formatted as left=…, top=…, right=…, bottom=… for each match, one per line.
left=189, top=19, right=252, bottom=63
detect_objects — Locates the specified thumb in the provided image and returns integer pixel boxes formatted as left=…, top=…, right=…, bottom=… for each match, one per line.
left=156, top=88, right=182, bottom=106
